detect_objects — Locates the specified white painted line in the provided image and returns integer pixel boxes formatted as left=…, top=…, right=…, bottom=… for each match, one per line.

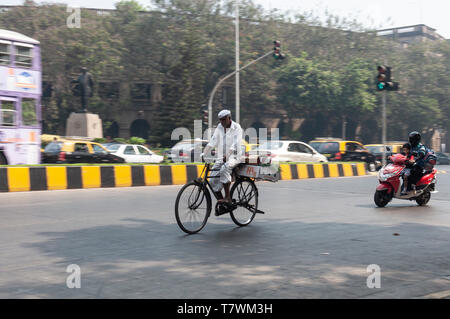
left=418, top=290, right=450, bottom=299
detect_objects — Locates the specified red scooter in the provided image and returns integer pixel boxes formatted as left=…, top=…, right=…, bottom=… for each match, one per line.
left=374, top=153, right=437, bottom=207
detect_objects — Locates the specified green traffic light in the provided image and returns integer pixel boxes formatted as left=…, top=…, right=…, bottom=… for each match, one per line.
left=377, top=82, right=385, bottom=90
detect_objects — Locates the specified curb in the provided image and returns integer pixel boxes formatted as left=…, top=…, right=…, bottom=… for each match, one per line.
left=279, top=163, right=367, bottom=180
left=0, top=162, right=368, bottom=193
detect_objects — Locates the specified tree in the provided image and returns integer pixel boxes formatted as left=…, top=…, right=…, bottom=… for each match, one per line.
left=152, top=23, right=208, bottom=145
left=337, top=58, right=376, bottom=139
left=277, top=52, right=342, bottom=139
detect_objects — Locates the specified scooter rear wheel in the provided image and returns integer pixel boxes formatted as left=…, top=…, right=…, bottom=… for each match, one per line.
left=374, top=190, right=391, bottom=207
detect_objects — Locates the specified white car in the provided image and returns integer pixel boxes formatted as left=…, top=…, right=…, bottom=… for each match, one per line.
left=251, top=140, right=328, bottom=163
left=105, top=144, right=164, bottom=163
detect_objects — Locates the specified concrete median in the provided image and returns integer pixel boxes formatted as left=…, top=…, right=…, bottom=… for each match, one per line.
left=0, top=162, right=368, bottom=192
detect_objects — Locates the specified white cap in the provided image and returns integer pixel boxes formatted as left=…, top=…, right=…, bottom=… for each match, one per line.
left=218, top=109, right=231, bottom=119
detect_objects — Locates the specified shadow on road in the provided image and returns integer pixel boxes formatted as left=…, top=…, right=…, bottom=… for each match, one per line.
left=2, top=215, right=449, bottom=299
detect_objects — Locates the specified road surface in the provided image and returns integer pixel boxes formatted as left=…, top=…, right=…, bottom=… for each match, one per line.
left=0, top=166, right=449, bottom=298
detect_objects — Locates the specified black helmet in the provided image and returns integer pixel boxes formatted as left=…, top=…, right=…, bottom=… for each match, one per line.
left=408, top=131, right=421, bottom=146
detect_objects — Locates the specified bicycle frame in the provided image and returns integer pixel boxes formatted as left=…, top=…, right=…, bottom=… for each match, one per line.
left=194, top=162, right=251, bottom=201
left=175, top=162, right=262, bottom=234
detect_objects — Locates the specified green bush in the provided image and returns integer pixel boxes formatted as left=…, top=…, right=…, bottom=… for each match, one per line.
left=93, top=138, right=107, bottom=144
left=128, top=136, right=146, bottom=145
left=113, top=138, right=127, bottom=144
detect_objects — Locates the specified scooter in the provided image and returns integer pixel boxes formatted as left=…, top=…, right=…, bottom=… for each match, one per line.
left=374, top=153, right=437, bottom=207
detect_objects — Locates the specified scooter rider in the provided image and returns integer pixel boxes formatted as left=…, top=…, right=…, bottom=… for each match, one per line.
left=408, top=131, right=427, bottom=190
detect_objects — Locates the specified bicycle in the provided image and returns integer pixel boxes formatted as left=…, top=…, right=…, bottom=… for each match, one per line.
left=174, top=161, right=265, bottom=234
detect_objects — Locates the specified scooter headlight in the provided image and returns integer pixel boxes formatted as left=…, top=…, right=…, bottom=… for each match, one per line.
left=378, top=170, right=396, bottom=181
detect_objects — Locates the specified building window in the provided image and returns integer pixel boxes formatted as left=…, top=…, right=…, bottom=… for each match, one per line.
left=376, top=30, right=393, bottom=36
left=14, top=44, right=33, bottom=68
left=131, top=83, right=151, bottom=101
left=98, top=82, right=119, bottom=99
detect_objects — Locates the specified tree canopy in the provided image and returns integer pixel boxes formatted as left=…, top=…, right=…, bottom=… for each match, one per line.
left=0, top=0, right=448, bottom=145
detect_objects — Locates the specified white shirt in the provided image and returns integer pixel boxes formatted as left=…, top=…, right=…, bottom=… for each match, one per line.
left=207, top=121, right=243, bottom=159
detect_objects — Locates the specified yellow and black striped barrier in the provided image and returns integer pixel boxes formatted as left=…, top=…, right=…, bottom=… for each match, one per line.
left=278, top=162, right=367, bottom=180
left=0, top=162, right=367, bottom=193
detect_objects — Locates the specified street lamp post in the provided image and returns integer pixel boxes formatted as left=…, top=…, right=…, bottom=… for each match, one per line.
left=207, top=50, right=273, bottom=139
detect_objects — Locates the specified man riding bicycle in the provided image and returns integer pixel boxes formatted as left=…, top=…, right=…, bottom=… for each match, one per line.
left=201, top=109, right=243, bottom=204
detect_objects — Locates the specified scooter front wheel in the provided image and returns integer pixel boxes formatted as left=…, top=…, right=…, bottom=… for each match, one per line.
left=374, top=190, right=391, bottom=207
left=416, top=191, right=431, bottom=206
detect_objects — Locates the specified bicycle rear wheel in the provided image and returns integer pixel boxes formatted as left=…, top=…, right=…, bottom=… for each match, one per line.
left=175, top=181, right=211, bottom=234
left=230, top=179, right=258, bottom=227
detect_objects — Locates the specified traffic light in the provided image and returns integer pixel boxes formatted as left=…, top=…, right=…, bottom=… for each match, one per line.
left=273, top=40, right=285, bottom=60
left=376, top=65, right=389, bottom=91
left=202, top=109, right=208, bottom=125
left=376, top=65, right=399, bottom=91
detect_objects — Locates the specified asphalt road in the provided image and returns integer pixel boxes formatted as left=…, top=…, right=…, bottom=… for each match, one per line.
left=0, top=166, right=449, bottom=299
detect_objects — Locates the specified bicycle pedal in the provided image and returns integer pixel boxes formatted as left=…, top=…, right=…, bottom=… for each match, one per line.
left=245, top=204, right=264, bottom=214
left=215, top=203, right=231, bottom=216
left=215, top=208, right=230, bottom=216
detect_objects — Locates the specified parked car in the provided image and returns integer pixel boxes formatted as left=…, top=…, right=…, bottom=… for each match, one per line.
left=309, top=138, right=378, bottom=169
left=102, top=142, right=122, bottom=150
left=436, top=152, right=450, bottom=165
left=105, top=144, right=164, bottom=163
left=386, top=141, right=406, bottom=154
left=169, top=139, right=209, bottom=163
left=247, top=143, right=259, bottom=151
left=42, top=141, right=125, bottom=164
left=168, top=137, right=256, bottom=163
left=41, top=134, right=66, bottom=143
left=251, top=140, right=327, bottom=163
left=365, top=144, right=393, bottom=163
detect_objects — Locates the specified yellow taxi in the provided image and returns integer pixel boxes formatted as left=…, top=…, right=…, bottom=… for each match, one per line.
left=42, top=140, right=125, bottom=164
left=386, top=141, right=406, bottom=154
left=309, top=138, right=377, bottom=166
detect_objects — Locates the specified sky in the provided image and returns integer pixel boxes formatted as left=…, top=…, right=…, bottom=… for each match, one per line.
left=2, top=0, right=450, bottom=38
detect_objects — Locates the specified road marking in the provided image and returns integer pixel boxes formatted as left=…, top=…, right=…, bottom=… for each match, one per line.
left=171, top=165, right=187, bottom=185
left=46, top=166, right=67, bottom=190
left=7, top=167, right=30, bottom=192
left=82, top=166, right=101, bottom=188
left=114, top=165, right=132, bottom=187
left=279, top=164, right=292, bottom=180
left=418, top=290, right=450, bottom=299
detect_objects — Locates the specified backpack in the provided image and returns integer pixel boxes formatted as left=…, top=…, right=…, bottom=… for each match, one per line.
left=424, top=147, right=437, bottom=165
left=423, top=147, right=437, bottom=172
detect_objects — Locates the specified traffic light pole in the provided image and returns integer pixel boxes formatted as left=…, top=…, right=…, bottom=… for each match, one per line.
left=207, top=50, right=273, bottom=139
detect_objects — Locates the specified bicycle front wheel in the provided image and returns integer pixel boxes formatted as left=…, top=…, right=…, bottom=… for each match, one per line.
left=230, top=179, right=258, bottom=227
left=175, top=181, right=211, bottom=234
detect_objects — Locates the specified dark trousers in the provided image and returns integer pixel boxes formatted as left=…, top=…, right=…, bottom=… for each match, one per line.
left=408, top=165, right=423, bottom=187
